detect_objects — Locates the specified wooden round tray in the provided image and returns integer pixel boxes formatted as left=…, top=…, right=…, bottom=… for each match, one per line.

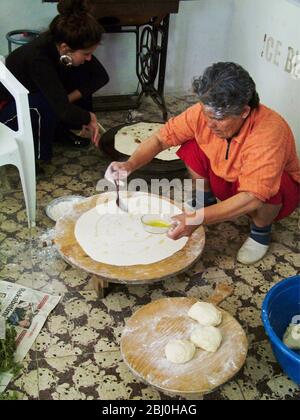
left=100, top=122, right=186, bottom=175
left=121, top=289, right=248, bottom=396
left=54, top=192, right=205, bottom=284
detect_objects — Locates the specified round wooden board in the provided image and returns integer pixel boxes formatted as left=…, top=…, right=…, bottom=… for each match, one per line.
left=121, top=297, right=248, bottom=396
left=54, top=192, right=205, bottom=284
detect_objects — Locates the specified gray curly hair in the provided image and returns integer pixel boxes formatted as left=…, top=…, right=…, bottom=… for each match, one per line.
left=193, top=62, right=260, bottom=119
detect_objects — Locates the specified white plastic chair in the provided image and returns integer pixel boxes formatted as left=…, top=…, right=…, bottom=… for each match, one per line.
left=0, top=59, right=36, bottom=228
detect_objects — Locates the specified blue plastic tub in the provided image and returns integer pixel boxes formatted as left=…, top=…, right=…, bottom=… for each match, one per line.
left=262, top=275, right=300, bottom=385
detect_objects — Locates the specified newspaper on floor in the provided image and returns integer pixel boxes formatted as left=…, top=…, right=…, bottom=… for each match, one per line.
left=0, top=280, right=61, bottom=393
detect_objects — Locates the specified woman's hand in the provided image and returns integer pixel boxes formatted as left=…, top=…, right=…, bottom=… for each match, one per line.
left=104, top=161, right=134, bottom=185
left=167, top=210, right=203, bottom=240
left=83, top=112, right=100, bottom=146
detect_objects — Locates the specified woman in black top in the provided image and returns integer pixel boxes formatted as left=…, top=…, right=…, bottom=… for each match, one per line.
left=0, top=0, right=109, bottom=161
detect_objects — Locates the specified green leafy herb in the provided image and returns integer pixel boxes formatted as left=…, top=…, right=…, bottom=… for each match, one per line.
left=0, top=322, right=21, bottom=375
left=0, top=320, right=22, bottom=399
left=0, top=390, right=19, bottom=400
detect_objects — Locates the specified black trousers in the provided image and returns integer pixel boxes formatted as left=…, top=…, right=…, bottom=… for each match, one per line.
left=1, top=93, right=58, bottom=161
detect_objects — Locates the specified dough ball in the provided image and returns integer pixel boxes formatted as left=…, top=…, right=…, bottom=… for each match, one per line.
left=283, top=324, right=300, bottom=350
left=165, top=339, right=196, bottom=364
left=190, top=325, right=222, bottom=353
left=188, top=302, right=222, bottom=327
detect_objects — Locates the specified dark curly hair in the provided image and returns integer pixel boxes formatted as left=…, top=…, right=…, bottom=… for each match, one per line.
left=48, top=0, right=104, bottom=50
left=193, top=62, right=260, bottom=118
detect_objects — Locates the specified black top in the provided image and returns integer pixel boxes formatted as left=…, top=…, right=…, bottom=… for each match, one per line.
left=0, top=32, right=109, bottom=126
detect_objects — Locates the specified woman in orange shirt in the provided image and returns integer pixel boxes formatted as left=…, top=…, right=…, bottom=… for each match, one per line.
left=106, top=62, right=300, bottom=264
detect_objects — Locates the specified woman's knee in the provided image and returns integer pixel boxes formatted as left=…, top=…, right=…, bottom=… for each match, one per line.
left=250, top=203, right=282, bottom=226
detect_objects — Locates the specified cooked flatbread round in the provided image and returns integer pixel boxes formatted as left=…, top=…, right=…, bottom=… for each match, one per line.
left=115, top=122, right=179, bottom=161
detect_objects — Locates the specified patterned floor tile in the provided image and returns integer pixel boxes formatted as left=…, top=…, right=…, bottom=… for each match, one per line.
left=5, top=359, right=40, bottom=400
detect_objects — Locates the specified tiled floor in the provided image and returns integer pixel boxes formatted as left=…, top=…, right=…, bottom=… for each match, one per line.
left=0, top=95, right=299, bottom=400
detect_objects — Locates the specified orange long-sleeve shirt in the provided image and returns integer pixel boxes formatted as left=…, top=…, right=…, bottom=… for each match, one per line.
left=158, top=103, right=300, bottom=201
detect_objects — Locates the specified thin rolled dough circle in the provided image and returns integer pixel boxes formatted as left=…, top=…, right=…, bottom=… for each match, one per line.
left=74, top=193, right=188, bottom=266
left=115, top=122, right=180, bottom=161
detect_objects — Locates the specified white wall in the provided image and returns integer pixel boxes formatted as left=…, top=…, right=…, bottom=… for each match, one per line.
left=95, top=0, right=234, bottom=95
left=0, top=0, right=56, bottom=56
left=164, top=0, right=234, bottom=93
left=94, top=32, right=138, bottom=95
left=227, top=0, right=300, bottom=150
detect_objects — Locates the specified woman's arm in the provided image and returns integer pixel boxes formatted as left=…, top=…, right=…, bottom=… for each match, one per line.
left=168, top=192, right=263, bottom=240
left=68, top=89, right=82, bottom=103
left=107, top=132, right=170, bottom=177
left=127, top=132, right=170, bottom=171
left=202, top=192, right=263, bottom=224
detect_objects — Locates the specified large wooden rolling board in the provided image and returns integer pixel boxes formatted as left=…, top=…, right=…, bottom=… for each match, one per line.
left=55, top=192, right=205, bottom=295
left=121, top=284, right=248, bottom=397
